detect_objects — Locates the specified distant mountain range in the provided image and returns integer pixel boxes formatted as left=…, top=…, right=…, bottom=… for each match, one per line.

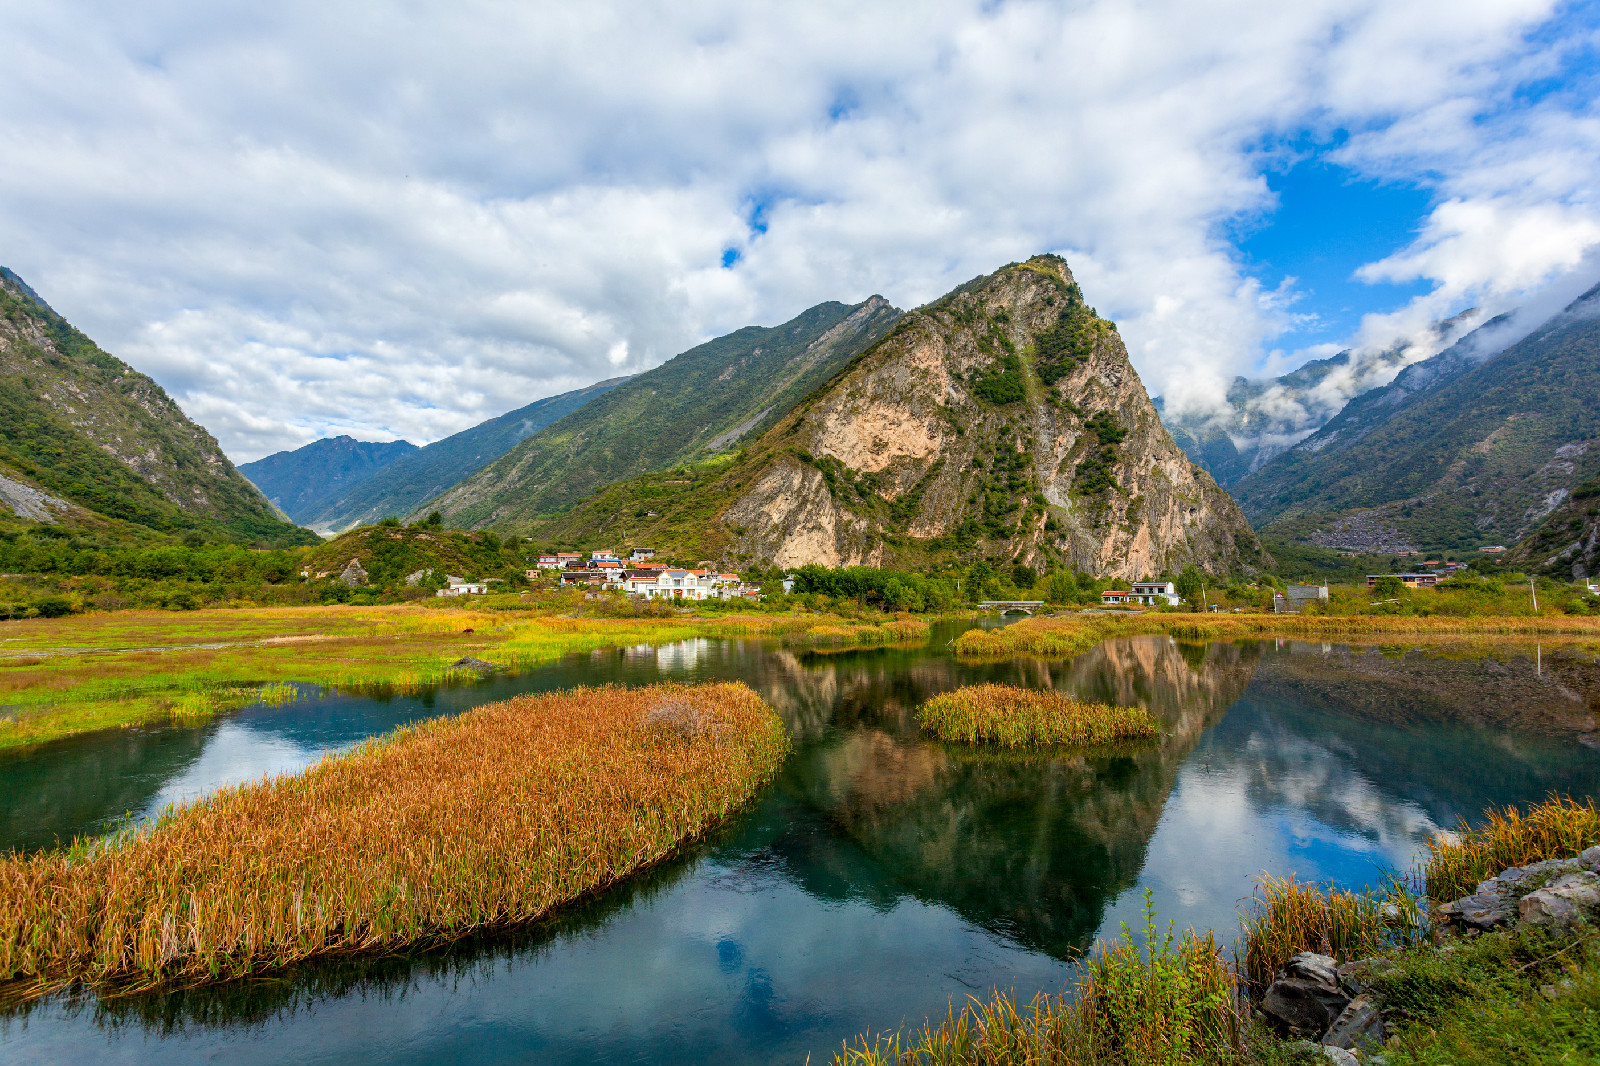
left=419, top=297, right=903, bottom=529
left=243, top=378, right=625, bottom=532
left=0, top=267, right=314, bottom=546
left=1230, top=283, right=1600, bottom=553
left=518, top=256, right=1265, bottom=578
left=241, top=437, right=417, bottom=526
left=1159, top=311, right=1481, bottom=487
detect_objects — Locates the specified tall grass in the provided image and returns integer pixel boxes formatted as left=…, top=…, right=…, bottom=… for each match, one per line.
left=1237, top=875, right=1418, bottom=992
left=953, top=613, right=1600, bottom=659
left=918, top=683, right=1159, bottom=749
left=0, top=681, right=788, bottom=999
left=833, top=894, right=1238, bottom=1065
left=1424, top=794, right=1600, bottom=902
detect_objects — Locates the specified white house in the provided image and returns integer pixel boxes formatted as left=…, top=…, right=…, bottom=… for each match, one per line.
left=437, top=575, right=488, bottom=597
left=1130, top=581, right=1182, bottom=606
left=556, top=552, right=583, bottom=566
left=590, top=550, right=619, bottom=562
left=534, top=555, right=561, bottom=569
left=625, top=568, right=714, bottom=600
left=1100, top=589, right=1134, bottom=606
left=630, top=547, right=657, bottom=562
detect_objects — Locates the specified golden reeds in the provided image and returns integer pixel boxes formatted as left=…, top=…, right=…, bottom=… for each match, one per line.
left=0, top=681, right=788, bottom=999
left=833, top=895, right=1238, bottom=1065
left=1236, top=875, right=1414, bottom=992
left=917, top=683, right=1159, bottom=749
left=1424, top=794, right=1600, bottom=902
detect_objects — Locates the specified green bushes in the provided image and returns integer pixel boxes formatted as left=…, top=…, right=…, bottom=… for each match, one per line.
left=1074, top=411, right=1127, bottom=497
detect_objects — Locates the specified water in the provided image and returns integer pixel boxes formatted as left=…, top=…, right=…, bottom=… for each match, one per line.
left=4, top=628, right=1600, bottom=1064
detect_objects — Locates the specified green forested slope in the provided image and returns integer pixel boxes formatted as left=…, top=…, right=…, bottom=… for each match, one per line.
left=0, top=268, right=315, bottom=546
left=1233, top=288, right=1600, bottom=552
left=303, top=377, right=625, bottom=531
left=421, top=297, right=902, bottom=528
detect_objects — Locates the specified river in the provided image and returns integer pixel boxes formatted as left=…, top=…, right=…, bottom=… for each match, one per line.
left=4, top=623, right=1600, bottom=1064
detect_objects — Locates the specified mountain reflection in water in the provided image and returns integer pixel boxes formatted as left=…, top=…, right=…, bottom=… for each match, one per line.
left=4, top=633, right=1600, bottom=1066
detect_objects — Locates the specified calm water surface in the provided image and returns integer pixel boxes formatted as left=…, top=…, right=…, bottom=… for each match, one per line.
left=4, top=625, right=1600, bottom=1064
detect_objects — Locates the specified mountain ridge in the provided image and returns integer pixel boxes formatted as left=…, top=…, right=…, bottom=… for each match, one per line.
left=1232, top=282, right=1600, bottom=553
left=421, top=297, right=904, bottom=527
left=0, top=267, right=315, bottom=546
left=520, top=256, right=1265, bottom=578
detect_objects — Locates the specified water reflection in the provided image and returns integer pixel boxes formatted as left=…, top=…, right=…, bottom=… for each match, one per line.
left=4, top=634, right=1600, bottom=1065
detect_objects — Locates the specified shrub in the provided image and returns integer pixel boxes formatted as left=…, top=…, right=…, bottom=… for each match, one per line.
left=917, top=683, right=1159, bottom=748
left=1425, top=794, right=1600, bottom=902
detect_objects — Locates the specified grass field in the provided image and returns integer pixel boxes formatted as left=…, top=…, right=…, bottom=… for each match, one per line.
left=0, top=681, right=788, bottom=999
left=916, top=683, right=1159, bottom=749
left=0, top=605, right=930, bottom=750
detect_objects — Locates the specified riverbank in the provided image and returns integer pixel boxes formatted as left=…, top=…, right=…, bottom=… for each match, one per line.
left=833, top=794, right=1600, bottom=1065
left=0, top=605, right=930, bottom=749
left=0, top=681, right=788, bottom=1000
left=955, top=612, right=1600, bottom=659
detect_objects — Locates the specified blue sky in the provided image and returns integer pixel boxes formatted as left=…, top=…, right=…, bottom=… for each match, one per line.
left=2, top=0, right=1598, bottom=457
left=1235, top=161, right=1437, bottom=349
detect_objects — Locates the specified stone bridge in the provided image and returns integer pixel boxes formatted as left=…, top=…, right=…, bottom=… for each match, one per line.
left=977, top=600, right=1046, bottom=615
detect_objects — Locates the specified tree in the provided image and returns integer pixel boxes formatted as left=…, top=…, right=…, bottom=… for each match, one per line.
left=1373, top=575, right=1406, bottom=598
left=1011, top=563, right=1036, bottom=589
left=1174, top=564, right=1204, bottom=608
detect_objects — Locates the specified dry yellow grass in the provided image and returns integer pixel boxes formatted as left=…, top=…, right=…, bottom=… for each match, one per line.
left=1424, top=794, right=1600, bottom=902
left=953, top=612, right=1600, bottom=659
left=917, top=683, right=1159, bottom=749
left=1236, top=875, right=1412, bottom=992
left=0, top=681, right=788, bottom=999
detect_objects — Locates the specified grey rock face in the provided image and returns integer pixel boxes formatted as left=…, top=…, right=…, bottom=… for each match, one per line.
left=1322, top=993, right=1385, bottom=1050
left=1437, top=856, right=1594, bottom=930
left=1260, top=953, right=1350, bottom=1036
left=339, top=558, right=368, bottom=587
left=1519, top=870, right=1600, bottom=929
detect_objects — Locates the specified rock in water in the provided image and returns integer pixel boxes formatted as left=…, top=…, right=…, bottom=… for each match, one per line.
left=450, top=657, right=496, bottom=673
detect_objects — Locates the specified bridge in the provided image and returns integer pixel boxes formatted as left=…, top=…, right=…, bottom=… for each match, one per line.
left=977, top=600, right=1046, bottom=615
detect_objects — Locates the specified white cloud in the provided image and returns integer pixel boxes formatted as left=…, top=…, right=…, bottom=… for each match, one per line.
left=0, top=0, right=1593, bottom=459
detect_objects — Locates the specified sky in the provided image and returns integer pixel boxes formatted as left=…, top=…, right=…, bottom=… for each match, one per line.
left=3, top=0, right=1600, bottom=461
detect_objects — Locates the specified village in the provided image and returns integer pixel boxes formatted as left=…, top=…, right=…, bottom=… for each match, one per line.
left=431, top=546, right=764, bottom=602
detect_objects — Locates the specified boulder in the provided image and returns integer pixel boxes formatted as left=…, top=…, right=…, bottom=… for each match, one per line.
left=450, top=656, right=497, bottom=673
left=1581, top=845, right=1600, bottom=872
left=338, top=558, right=369, bottom=587
left=1437, top=857, right=1587, bottom=931
left=1322, top=993, right=1385, bottom=1050
left=1260, top=953, right=1349, bottom=1036
left=1519, top=871, right=1600, bottom=930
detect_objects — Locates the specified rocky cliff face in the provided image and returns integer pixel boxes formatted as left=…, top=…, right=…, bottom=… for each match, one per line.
left=720, top=256, right=1264, bottom=577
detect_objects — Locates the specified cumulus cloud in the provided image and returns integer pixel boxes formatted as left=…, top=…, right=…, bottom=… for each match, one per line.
left=0, top=0, right=1594, bottom=458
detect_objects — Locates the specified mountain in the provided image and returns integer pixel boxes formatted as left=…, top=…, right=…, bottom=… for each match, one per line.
left=1159, top=311, right=1481, bottom=487
left=1508, top=474, right=1600, bottom=580
left=522, top=256, right=1266, bottom=578
left=241, top=436, right=418, bottom=526
left=292, top=379, right=624, bottom=532
left=420, top=298, right=903, bottom=527
left=0, top=267, right=315, bottom=546
left=1232, top=283, right=1600, bottom=553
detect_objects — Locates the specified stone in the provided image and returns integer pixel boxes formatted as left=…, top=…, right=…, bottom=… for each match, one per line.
left=1290, top=1041, right=1360, bottom=1066
left=1285, top=952, right=1340, bottom=989
left=1580, top=845, right=1600, bottom=872
left=1436, top=889, right=1514, bottom=930
left=338, top=558, right=369, bottom=587
left=1323, top=993, right=1385, bottom=1050
left=1519, top=871, right=1600, bottom=929
left=449, top=656, right=497, bottom=672
left=1260, top=978, right=1350, bottom=1036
